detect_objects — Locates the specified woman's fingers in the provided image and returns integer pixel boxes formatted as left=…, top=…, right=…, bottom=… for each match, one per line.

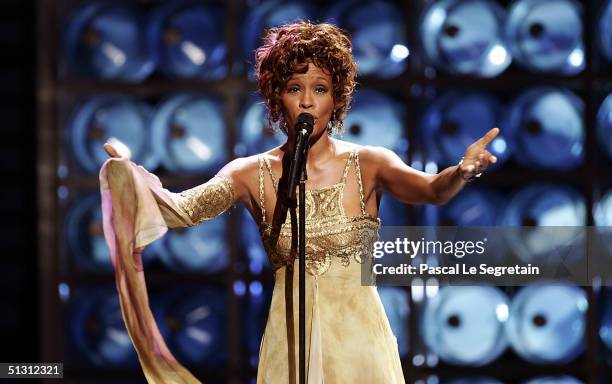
left=478, top=153, right=490, bottom=169
left=480, top=150, right=497, bottom=164
left=461, top=153, right=491, bottom=179
left=479, top=127, right=500, bottom=146
left=460, top=164, right=478, bottom=180
left=460, top=141, right=500, bottom=181
left=103, top=143, right=121, bottom=158
left=473, top=151, right=495, bottom=169
left=462, top=163, right=476, bottom=173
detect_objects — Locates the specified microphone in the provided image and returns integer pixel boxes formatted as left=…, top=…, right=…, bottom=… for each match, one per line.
left=286, top=113, right=314, bottom=200
left=295, top=112, right=314, bottom=135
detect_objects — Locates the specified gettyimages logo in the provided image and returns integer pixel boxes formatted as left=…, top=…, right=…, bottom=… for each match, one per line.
left=362, top=226, right=600, bottom=287
left=372, top=237, right=488, bottom=259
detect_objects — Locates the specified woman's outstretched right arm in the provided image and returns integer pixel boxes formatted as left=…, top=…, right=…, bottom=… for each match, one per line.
left=103, top=143, right=250, bottom=229
left=100, top=143, right=253, bottom=383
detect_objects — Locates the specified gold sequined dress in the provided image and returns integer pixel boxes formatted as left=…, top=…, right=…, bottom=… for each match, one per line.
left=255, top=149, right=405, bottom=384
left=99, top=150, right=405, bottom=384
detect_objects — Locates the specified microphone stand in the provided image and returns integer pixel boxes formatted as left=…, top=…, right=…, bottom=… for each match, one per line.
left=286, top=128, right=310, bottom=384
left=297, top=138, right=309, bottom=384
left=281, top=113, right=312, bottom=384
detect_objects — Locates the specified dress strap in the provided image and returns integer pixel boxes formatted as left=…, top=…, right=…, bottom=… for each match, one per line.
left=339, top=151, right=355, bottom=184
left=354, top=149, right=367, bottom=215
left=262, top=156, right=279, bottom=191
left=258, top=155, right=267, bottom=224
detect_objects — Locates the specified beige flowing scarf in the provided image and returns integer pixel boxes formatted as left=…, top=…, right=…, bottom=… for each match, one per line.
left=99, top=158, right=201, bottom=384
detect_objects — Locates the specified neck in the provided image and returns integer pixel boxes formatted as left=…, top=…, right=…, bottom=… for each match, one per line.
left=281, top=132, right=336, bottom=171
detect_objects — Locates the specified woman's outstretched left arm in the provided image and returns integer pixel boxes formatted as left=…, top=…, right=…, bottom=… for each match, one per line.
left=364, top=128, right=500, bottom=205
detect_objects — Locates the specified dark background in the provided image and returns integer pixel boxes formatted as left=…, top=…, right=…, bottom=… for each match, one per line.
left=0, top=0, right=38, bottom=363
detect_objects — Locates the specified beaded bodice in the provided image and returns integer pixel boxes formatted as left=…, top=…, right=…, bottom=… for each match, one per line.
left=257, top=150, right=380, bottom=276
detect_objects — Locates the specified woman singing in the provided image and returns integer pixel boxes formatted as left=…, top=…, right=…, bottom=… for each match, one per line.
left=101, top=21, right=499, bottom=384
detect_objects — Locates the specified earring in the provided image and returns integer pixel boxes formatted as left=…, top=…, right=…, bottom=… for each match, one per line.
left=327, top=111, right=337, bottom=135
left=327, top=111, right=343, bottom=136
left=334, top=119, right=344, bottom=136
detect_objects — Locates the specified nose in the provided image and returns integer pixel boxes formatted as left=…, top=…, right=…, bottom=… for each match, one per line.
left=299, top=90, right=313, bottom=110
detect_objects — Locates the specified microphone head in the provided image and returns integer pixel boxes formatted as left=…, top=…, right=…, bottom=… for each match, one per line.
left=296, top=113, right=314, bottom=134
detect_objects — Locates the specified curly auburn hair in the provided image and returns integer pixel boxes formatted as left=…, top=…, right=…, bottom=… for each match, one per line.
left=254, top=21, right=357, bottom=135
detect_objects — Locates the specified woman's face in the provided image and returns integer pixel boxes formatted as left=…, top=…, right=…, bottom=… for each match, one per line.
left=280, top=62, right=336, bottom=140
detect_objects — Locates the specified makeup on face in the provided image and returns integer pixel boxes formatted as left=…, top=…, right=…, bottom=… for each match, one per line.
left=281, top=62, right=336, bottom=137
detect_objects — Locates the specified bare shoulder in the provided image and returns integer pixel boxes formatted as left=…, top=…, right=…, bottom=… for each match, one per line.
left=330, top=139, right=372, bottom=157
left=335, top=142, right=398, bottom=170
left=217, top=154, right=259, bottom=179
left=261, top=146, right=284, bottom=164
left=343, top=143, right=408, bottom=189
left=354, top=144, right=395, bottom=162
left=216, top=154, right=262, bottom=202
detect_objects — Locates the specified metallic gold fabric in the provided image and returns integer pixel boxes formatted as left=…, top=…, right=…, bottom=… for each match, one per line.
left=100, top=150, right=405, bottom=384
left=260, top=152, right=381, bottom=275
left=169, top=175, right=235, bottom=226
left=256, top=150, right=406, bottom=384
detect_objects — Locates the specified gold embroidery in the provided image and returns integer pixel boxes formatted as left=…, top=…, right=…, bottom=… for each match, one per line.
left=258, top=156, right=267, bottom=222
left=354, top=150, right=367, bottom=215
left=171, top=175, right=234, bottom=226
left=258, top=150, right=379, bottom=276
left=262, top=219, right=380, bottom=275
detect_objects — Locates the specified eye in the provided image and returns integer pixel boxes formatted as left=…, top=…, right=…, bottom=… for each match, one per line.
left=315, top=86, right=328, bottom=93
left=287, top=85, right=300, bottom=93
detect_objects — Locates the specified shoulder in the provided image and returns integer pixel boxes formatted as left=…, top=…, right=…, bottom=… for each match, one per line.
left=355, top=145, right=396, bottom=163
left=215, top=155, right=263, bottom=201
left=333, top=140, right=397, bottom=167
left=217, top=154, right=260, bottom=179
left=217, top=147, right=286, bottom=182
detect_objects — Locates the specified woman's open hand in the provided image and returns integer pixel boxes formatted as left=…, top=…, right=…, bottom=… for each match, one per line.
left=103, top=142, right=122, bottom=158
left=458, top=127, right=500, bottom=181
